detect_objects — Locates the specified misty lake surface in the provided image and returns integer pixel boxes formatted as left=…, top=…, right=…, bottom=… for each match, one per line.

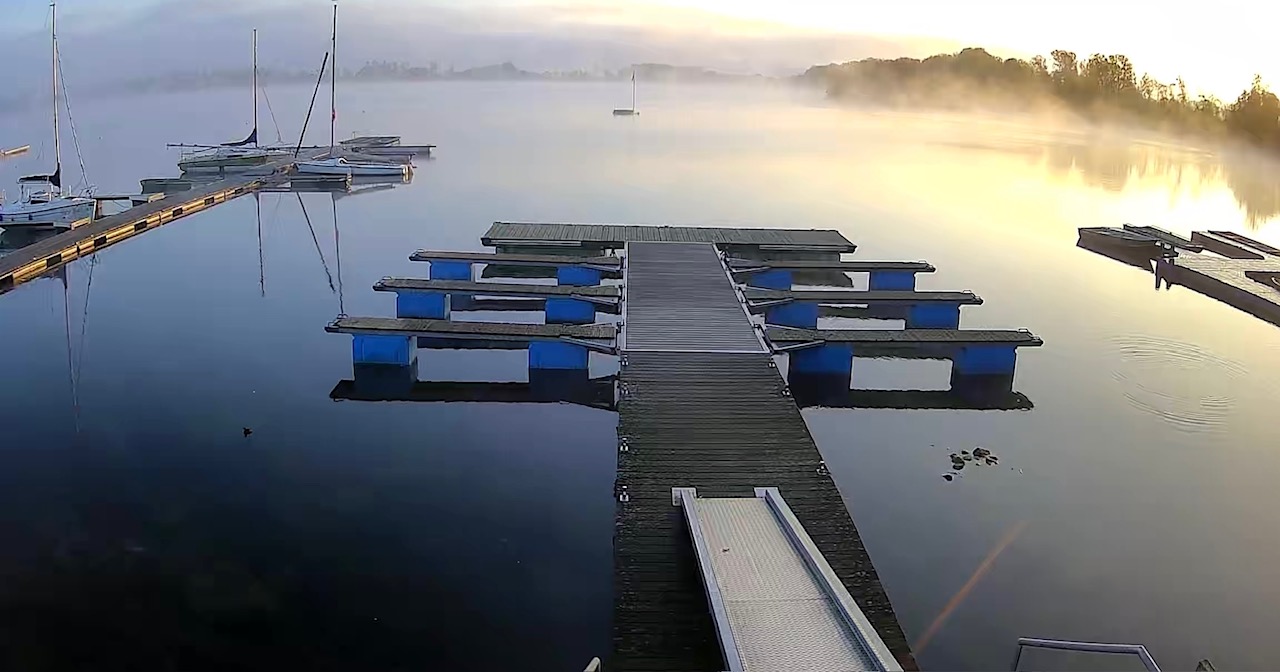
left=2, top=81, right=1280, bottom=671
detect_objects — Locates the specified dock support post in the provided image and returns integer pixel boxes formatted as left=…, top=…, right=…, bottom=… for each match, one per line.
left=396, top=292, right=451, bottom=319
left=557, top=265, right=602, bottom=287
left=528, top=341, right=589, bottom=370
left=428, top=260, right=473, bottom=281
left=545, top=297, right=596, bottom=324
left=352, top=334, right=416, bottom=367
left=747, top=269, right=793, bottom=290
left=789, top=343, right=853, bottom=380
left=869, top=270, right=917, bottom=291
left=906, top=303, right=961, bottom=329
left=765, top=302, right=819, bottom=329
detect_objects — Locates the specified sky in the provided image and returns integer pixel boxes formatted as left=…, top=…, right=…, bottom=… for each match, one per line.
left=1, top=0, right=1273, bottom=98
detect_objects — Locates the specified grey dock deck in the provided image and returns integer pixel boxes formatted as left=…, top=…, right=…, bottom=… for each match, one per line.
left=0, top=175, right=263, bottom=293
left=729, top=259, right=936, bottom=273
left=325, top=316, right=616, bottom=342
left=744, top=288, right=983, bottom=305
left=373, top=278, right=621, bottom=301
left=1208, top=230, right=1280, bottom=256
left=411, top=249, right=622, bottom=270
left=1161, top=254, right=1280, bottom=325
left=766, top=326, right=1043, bottom=346
left=1122, top=225, right=1204, bottom=252
left=484, top=222, right=856, bottom=252
left=612, top=239, right=915, bottom=671
left=614, top=352, right=916, bottom=671
left=1190, top=232, right=1266, bottom=260
left=623, top=242, right=765, bottom=353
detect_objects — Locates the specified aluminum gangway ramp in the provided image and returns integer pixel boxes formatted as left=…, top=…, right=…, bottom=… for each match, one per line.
left=674, top=487, right=902, bottom=672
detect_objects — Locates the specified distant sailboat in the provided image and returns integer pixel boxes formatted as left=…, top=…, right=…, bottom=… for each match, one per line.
left=296, top=2, right=411, bottom=178
left=0, top=1, right=95, bottom=228
left=172, top=29, right=289, bottom=174
left=613, top=69, right=639, bottom=116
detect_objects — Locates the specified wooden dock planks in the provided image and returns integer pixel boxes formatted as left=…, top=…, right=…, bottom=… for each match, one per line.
left=325, top=316, right=616, bottom=340
left=744, top=288, right=983, bottom=304
left=613, top=352, right=917, bottom=671
left=410, top=249, right=623, bottom=269
left=483, top=222, right=856, bottom=252
left=623, top=242, right=765, bottom=354
left=766, top=326, right=1044, bottom=345
left=0, top=175, right=264, bottom=293
left=374, top=278, right=621, bottom=299
left=729, top=259, right=936, bottom=272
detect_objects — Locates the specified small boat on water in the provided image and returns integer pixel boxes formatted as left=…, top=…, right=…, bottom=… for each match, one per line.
left=294, top=3, right=415, bottom=179
left=0, top=2, right=94, bottom=228
left=171, top=30, right=290, bottom=175
left=612, top=69, right=640, bottom=116
left=294, top=156, right=410, bottom=178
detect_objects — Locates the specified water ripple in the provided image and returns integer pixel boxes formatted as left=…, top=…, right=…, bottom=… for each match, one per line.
left=1108, top=334, right=1245, bottom=434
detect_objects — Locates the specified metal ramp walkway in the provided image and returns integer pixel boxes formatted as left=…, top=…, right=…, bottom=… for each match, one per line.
left=674, top=487, right=902, bottom=672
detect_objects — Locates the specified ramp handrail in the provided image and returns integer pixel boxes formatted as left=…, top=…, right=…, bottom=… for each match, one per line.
left=1012, top=637, right=1160, bottom=672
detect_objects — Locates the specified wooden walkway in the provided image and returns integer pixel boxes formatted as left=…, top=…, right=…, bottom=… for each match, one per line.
left=325, top=316, right=617, bottom=342
left=612, top=241, right=916, bottom=671
left=373, top=278, right=621, bottom=300
left=744, top=288, right=983, bottom=305
left=0, top=175, right=263, bottom=293
left=766, top=326, right=1043, bottom=345
left=614, top=352, right=916, bottom=671
left=410, top=249, right=622, bottom=270
left=729, top=259, right=935, bottom=273
left=623, top=242, right=764, bottom=353
left=484, top=222, right=856, bottom=252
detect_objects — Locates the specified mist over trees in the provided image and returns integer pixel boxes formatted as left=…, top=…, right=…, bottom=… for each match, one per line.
left=807, top=48, right=1280, bottom=151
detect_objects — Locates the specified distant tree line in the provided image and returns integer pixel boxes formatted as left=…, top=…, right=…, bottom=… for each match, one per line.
left=805, top=48, right=1280, bottom=149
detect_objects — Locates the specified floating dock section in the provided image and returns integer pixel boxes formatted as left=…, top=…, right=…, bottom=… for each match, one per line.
left=1078, top=225, right=1280, bottom=326
left=326, top=222, right=1046, bottom=670
left=0, top=175, right=264, bottom=294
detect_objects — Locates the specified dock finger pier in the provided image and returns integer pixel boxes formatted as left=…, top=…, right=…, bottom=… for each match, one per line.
left=327, top=222, right=1044, bottom=671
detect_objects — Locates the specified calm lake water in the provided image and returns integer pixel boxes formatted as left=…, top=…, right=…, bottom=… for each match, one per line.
left=2, top=81, right=1280, bottom=671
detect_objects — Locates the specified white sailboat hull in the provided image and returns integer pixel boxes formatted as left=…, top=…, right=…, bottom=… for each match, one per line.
left=0, top=197, right=95, bottom=227
left=295, top=158, right=410, bottom=178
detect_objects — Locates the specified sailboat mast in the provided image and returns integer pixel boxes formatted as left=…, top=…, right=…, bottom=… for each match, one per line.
left=51, top=0, right=62, bottom=195
left=330, top=1, right=337, bottom=154
left=631, top=69, right=636, bottom=110
left=252, top=29, right=258, bottom=147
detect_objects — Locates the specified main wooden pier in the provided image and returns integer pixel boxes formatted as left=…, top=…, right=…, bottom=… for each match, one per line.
left=326, top=221, right=1045, bottom=671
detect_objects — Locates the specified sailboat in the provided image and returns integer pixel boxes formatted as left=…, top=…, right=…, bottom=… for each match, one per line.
left=613, top=69, right=639, bottom=116
left=0, top=2, right=95, bottom=228
left=296, top=3, right=411, bottom=179
left=173, top=30, right=289, bottom=175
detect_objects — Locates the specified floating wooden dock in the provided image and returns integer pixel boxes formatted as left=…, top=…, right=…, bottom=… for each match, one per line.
left=766, top=326, right=1042, bottom=346
left=0, top=175, right=264, bottom=294
left=411, top=249, right=623, bottom=272
left=325, top=221, right=1048, bottom=671
left=613, top=242, right=915, bottom=671
left=326, top=315, right=617, bottom=344
left=484, top=222, right=856, bottom=252
left=1078, top=225, right=1280, bottom=327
